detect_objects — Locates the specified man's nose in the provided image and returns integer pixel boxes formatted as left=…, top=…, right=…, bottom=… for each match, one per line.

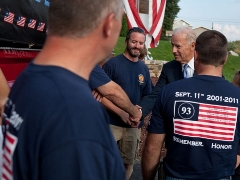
left=136, top=43, right=141, bottom=48
left=172, top=46, right=177, bottom=53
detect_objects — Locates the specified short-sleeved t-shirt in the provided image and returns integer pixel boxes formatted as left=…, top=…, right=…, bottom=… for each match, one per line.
left=89, top=65, right=111, bottom=90
left=148, top=75, right=240, bottom=179
left=103, top=54, right=152, bottom=127
left=2, top=62, right=125, bottom=180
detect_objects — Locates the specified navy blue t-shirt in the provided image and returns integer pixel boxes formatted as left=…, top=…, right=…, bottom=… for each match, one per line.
left=103, top=54, right=152, bottom=127
left=2, top=62, right=125, bottom=180
left=147, top=75, right=240, bottom=179
left=89, top=65, right=111, bottom=90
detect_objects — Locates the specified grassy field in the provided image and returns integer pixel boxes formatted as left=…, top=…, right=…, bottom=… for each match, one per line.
left=114, top=37, right=240, bottom=82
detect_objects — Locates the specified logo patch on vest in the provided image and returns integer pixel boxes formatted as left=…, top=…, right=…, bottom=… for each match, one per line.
left=138, top=74, right=144, bottom=85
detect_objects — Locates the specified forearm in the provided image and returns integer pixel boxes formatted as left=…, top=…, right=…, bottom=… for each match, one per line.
left=142, top=133, right=165, bottom=180
left=97, top=81, right=141, bottom=118
left=0, top=69, right=10, bottom=125
left=101, top=97, right=141, bottom=126
left=101, top=97, right=126, bottom=117
left=0, top=69, right=10, bottom=99
left=140, top=73, right=166, bottom=119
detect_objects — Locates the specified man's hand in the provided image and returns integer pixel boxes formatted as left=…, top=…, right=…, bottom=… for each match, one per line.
left=236, top=155, right=240, bottom=168
left=118, top=111, right=132, bottom=125
left=129, top=105, right=142, bottom=122
left=118, top=109, right=141, bottom=127
left=130, top=121, right=141, bottom=128
left=128, top=105, right=142, bottom=127
left=92, top=90, right=103, bottom=102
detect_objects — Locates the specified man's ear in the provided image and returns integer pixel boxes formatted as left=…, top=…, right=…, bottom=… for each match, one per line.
left=194, top=50, right=198, bottom=62
left=191, top=42, right=196, bottom=50
left=103, top=13, right=115, bottom=37
left=223, top=55, right=228, bottom=65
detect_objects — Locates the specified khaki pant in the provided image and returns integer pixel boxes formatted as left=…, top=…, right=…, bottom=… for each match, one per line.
left=110, top=125, right=138, bottom=165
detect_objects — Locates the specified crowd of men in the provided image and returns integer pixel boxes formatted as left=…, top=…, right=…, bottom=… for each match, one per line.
left=0, top=0, right=240, bottom=180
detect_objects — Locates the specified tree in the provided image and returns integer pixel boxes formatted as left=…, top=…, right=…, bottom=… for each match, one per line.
left=120, top=14, right=128, bottom=37
left=161, top=0, right=180, bottom=40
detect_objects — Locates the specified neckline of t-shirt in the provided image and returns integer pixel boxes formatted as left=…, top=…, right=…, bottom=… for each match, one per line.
left=121, top=54, right=140, bottom=63
left=193, top=74, right=226, bottom=81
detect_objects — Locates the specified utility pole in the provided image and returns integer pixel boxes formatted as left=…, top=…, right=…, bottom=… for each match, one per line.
left=212, top=22, right=213, bottom=30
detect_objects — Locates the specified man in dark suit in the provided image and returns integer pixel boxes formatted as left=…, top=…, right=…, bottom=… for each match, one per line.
left=139, top=26, right=197, bottom=118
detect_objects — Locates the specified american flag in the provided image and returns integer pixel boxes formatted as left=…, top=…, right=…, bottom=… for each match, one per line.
left=4, top=11, right=15, bottom=24
left=123, top=0, right=166, bottom=48
left=28, top=19, right=36, bottom=29
left=17, top=16, right=26, bottom=27
left=2, top=131, right=18, bottom=180
left=37, top=22, right=45, bottom=31
left=174, top=101, right=237, bottom=141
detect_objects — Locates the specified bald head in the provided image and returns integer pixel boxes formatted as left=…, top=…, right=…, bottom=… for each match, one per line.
left=48, top=0, right=123, bottom=38
left=172, top=26, right=196, bottom=45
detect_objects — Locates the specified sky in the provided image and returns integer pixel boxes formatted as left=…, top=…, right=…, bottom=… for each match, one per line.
left=176, top=0, right=240, bottom=42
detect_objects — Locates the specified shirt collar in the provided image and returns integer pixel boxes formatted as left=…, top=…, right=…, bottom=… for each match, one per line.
left=182, top=57, right=194, bottom=70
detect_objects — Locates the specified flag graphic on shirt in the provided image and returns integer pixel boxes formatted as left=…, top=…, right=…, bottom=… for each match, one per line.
left=174, top=101, right=237, bottom=141
left=37, top=22, right=45, bottom=31
left=28, top=18, right=36, bottom=29
left=2, top=131, right=18, bottom=180
left=17, top=16, right=26, bottom=27
left=4, top=11, right=14, bottom=24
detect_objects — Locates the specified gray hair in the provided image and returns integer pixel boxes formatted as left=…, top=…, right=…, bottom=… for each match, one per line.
left=172, top=26, right=196, bottom=44
left=48, top=0, right=123, bottom=38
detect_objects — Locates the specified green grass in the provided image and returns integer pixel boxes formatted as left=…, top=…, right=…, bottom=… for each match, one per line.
left=114, top=37, right=240, bottom=82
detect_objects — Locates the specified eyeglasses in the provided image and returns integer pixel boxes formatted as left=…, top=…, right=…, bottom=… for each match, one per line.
left=126, top=27, right=145, bottom=36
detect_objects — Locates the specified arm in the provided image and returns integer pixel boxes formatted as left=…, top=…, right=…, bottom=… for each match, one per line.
left=101, top=97, right=140, bottom=127
left=139, top=66, right=168, bottom=119
left=92, top=89, right=103, bottom=102
left=142, top=133, right=165, bottom=180
left=0, top=69, right=10, bottom=124
left=236, top=144, right=240, bottom=168
left=96, top=80, right=142, bottom=120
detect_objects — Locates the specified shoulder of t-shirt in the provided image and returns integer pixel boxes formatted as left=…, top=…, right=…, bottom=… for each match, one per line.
left=107, top=54, right=123, bottom=63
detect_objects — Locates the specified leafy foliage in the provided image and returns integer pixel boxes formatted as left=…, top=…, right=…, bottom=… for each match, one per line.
left=228, top=40, right=240, bottom=55
left=161, top=0, right=180, bottom=40
left=120, top=14, right=128, bottom=37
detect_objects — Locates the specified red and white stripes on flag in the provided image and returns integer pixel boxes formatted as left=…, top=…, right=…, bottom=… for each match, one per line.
left=17, top=16, right=26, bottom=27
left=2, top=132, right=18, bottom=180
left=37, top=22, right=45, bottom=31
left=123, top=0, right=166, bottom=48
left=4, top=12, right=15, bottom=24
left=28, top=19, right=36, bottom=29
left=174, top=103, right=237, bottom=141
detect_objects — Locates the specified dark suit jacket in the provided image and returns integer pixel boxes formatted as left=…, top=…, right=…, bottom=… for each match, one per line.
left=139, top=60, right=184, bottom=118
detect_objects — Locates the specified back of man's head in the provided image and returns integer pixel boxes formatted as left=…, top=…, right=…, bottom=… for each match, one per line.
left=195, top=30, right=228, bottom=67
left=47, top=0, right=123, bottom=38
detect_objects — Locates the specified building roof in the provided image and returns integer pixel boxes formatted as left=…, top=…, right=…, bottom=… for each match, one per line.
left=193, top=26, right=210, bottom=30
left=174, top=19, right=192, bottom=26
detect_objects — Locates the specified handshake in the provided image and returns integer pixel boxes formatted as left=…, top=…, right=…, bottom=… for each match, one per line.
left=118, top=105, right=142, bottom=128
left=92, top=89, right=143, bottom=127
